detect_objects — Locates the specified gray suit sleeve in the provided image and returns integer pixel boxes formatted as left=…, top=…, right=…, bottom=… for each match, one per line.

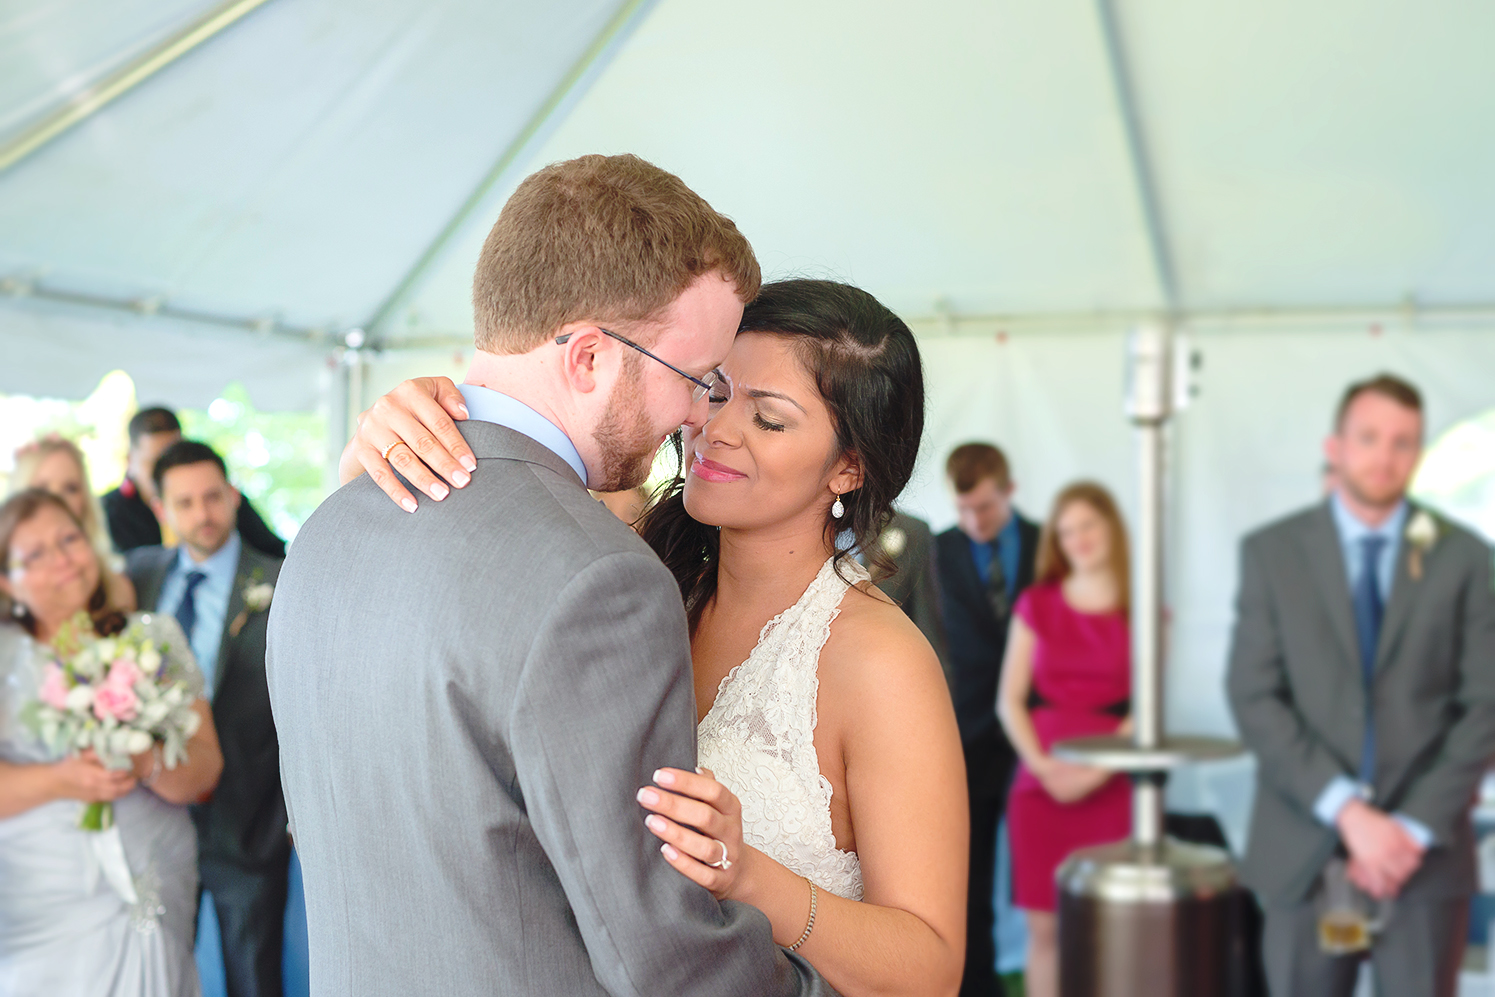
left=1397, top=543, right=1495, bottom=844
left=1226, top=536, right=1350, bottom=816
left=508, top=551, right=834, bottom=997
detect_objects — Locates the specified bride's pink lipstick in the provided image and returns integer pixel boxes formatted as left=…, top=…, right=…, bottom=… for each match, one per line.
left=691, top=454, right=747, bottom=483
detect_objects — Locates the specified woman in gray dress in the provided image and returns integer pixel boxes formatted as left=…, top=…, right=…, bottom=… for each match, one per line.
left=0, top=489, right=223, bottom=996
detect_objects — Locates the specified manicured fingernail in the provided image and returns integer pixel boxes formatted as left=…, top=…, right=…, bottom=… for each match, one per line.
left=645, top=815, right=667, bottom=833
left=461, top=455, right=477, bottom=472
left=430, top=483, right=449, bottom=500
left=452, top=470, right=470, bottom=488
left=401, top=498, right=417, bottom=513
left=654, top=769, right=675, bottom=786
left=636, top=787, right=659, bottom=806
left=694, top=766, right=704, bottom=775
left=457, top=404, right=470, bottom=419
left=661, top=843, right=679, bottom=860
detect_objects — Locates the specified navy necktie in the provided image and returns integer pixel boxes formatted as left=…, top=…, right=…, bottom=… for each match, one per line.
left=1352, top=535, right=1387, bottom=786
left=176, top=570, right=208, bottom=642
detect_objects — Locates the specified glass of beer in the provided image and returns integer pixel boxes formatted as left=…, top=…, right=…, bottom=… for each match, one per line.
left=1317, top=857, right=1394, bottom=955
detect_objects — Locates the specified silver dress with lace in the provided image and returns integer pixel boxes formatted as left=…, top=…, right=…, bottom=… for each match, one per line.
left=697, top=556, right=866, bottom=901
left=0, top=615, right=203, bottom=997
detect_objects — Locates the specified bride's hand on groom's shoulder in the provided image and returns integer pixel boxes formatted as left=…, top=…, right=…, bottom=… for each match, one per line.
left=637, top=767, right=751, bottom=901
left=340, top=376, right=476, bottom=511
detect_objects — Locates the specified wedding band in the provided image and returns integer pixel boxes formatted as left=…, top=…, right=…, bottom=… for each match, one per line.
left=379, top=440, right=404, bottom=461
left=707, top=838, right=732, bottom=871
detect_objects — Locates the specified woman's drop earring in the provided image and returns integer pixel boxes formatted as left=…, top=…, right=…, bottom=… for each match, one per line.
left=11, top=602, right=24, bottom=618
left=831, top=494, right=845, bottom=520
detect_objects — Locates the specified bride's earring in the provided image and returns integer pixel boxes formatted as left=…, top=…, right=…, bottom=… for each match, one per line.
left=831, top=493, right=845, bottom=519
left=10, top=602, right=24, bottom=618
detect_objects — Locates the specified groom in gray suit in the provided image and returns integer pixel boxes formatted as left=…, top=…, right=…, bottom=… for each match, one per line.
left=267, top=155, right=836, bottom=996
left=1228, top=374, right=1495, bottom=997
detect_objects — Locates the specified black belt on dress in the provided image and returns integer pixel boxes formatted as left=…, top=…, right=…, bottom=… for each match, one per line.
left=1027, top=689, right=1131, bottom=718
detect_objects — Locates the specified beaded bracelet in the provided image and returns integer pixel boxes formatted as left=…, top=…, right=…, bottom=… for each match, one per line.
left=788, top=879, right=818, bottom=951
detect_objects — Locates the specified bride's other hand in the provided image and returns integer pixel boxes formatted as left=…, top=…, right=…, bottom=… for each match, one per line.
left=637, top=767, right=750, bottom=900
left=339, top=377, right=475, bottom=511
left=53, top=749, right=137, bottom=803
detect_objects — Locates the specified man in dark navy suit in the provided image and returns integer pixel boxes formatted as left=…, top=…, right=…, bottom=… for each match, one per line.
left=933, top=443, right=1041, bottom=997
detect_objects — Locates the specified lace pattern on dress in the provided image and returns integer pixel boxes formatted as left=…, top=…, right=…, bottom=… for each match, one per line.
left=697, top=556, right=867, bottom=901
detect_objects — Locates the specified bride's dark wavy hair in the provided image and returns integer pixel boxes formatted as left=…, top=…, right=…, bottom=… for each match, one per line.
left=636, top=279, right=925, bottom=630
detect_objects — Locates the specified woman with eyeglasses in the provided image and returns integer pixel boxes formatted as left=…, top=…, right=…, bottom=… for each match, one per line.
left=345, top=279, right=968, bottom=997
left=0, top=489, right=223, bottom=997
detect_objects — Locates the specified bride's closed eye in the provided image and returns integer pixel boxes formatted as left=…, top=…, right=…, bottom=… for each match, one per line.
left=753, top=413, right=786, bottom=433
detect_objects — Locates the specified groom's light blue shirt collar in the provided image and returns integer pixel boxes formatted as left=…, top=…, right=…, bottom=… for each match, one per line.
left=1329, top=491, right=1407, bottom=600
left=458, top=384, right=588, bottom=485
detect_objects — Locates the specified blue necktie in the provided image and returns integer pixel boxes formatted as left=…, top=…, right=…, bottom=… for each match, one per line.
left=176, top=570, right=208, bottom=642
left=1352, top=536, right=1387, bottom=786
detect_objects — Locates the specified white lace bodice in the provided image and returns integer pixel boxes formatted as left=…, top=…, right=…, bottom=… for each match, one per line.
left=697, top=556, right=866, bottom=901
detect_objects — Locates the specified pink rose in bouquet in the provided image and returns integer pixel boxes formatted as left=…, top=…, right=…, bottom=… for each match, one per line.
left=38, top=663, right=69, bottom=710
left=22, top=613, right=202, bottom=831
left=93, top=682, right=140, bottom=723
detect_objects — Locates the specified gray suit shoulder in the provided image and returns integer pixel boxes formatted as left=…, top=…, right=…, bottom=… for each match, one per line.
left=1425, top=508, right=1494, bottom=566
left=1239, top=503, right=1325, bottom=556
left=236, top=539, right=285, bottom=580
left=124, top=544, right=174, bottom=583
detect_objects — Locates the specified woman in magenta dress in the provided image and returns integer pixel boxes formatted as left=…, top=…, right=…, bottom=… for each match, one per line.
left=998, top=481, right=1133, bottom=997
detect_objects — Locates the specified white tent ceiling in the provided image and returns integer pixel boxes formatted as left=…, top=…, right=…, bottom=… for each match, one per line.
left=3, top=0, right=1495, bottom=409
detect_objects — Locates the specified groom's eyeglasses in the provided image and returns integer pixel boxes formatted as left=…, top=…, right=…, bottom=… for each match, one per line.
left=555, top=328, right=724, bottom=403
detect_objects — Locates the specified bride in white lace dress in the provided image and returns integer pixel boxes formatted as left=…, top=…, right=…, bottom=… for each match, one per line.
left=625, top=282, right=967, bottom=997
left=347, top=280, right=968, bottom=997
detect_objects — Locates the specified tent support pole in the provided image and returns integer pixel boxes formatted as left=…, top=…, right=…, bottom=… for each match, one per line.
left=1093, top=0, right=1178, bottom=313
left=0, top=0, right=277, bottom=174
left=364, top=0, right=659, bottom=343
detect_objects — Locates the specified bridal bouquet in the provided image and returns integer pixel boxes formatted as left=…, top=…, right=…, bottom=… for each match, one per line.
left=23, top=612, right=201, bottom=830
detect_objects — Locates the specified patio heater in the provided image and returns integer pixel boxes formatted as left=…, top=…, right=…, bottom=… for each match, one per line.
left=1052, top=324, right=1246, bottom=997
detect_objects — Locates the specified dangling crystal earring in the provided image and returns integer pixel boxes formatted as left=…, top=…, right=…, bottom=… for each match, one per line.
left=831, top=493, right=845, bottom=519
left=10, top=602, right=24, bottom=619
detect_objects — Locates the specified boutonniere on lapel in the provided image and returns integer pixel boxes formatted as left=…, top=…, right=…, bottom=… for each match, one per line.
left=1405, top=509, right=1441, bottom=581
left=228, top=572, right=275, bottom=638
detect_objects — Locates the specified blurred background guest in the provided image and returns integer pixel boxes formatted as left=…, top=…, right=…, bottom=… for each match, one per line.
left=998, top=482, right=1133, bottom=997
left=933, top=442, right=1040, bottom=997
left=0, top=488, right=222, bottom=997
left=10, top=435, right=135, bottom=610
left=1228, top=374, right=1495, bottom=997
left=126, top=441, right=291, bottom=997
left=105, top=408, right=285, bottom=559
left=868, top=510, right=949, bottom=673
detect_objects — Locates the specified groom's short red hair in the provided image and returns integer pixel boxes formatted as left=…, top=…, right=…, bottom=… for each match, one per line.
left=471, top=154, right=760, bottom=353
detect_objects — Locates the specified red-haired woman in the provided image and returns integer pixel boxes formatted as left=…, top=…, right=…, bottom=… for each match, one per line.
left=998, top=482, right=1134, bottom=997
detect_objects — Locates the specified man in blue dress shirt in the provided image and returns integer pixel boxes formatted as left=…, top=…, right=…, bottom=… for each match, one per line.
left=127, top=440, right=290, bottom=997
left=1228, top=374, right=1495, bottom=997
left=933, top=442, right=1041, bottom=997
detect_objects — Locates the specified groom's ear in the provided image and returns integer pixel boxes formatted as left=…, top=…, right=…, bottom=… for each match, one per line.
left=554, top=324, right=607, bottom=395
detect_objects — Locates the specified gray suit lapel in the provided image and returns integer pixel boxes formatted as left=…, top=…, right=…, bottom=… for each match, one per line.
left=1301, top=504, right=1362, bottom=673
left=213, top=544, right=250, bottom=699
left=1375, top=505, right=1426, bottom=674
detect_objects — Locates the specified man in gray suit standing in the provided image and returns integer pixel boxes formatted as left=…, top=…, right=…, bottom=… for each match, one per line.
left=1228, top=373, right=1495, bottom=997
left=267, top=155, right=836, bottom=997
left=128, top=439, right=290, bottom=997
left=870, top=510, right=950, bottom=673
